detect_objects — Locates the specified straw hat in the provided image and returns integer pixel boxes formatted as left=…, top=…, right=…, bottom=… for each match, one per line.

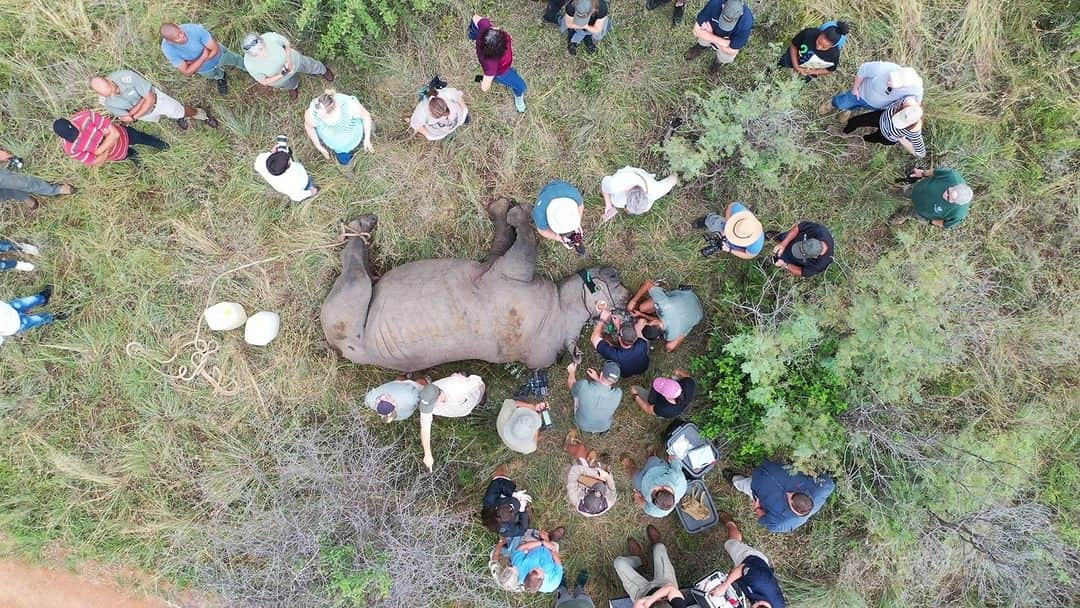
left=723, top=210, right=763, bottom=247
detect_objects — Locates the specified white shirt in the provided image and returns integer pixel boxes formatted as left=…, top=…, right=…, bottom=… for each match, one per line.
left=600, top=166, right=676, bottom=214
left=425, top=373, right=486, bottom=418
left=0, top=301, right=21, bottom=336
left=409, top=87, right=468, bottom=141
left=254, top=152, right=313, bottom=202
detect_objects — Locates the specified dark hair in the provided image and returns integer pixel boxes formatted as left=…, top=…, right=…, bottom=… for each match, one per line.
left=653, top=488, right=675, bottom=510
left=523, top=569, right=544, bottom=592
left=791, top=492, right=814, bottom=515
left=52, top=118, right=78, bottom=143
left=266, top=151, right=291, bottom=176
left=480, top=507, right=500, bottom=533
left=481, top=28, right=508, bottom=59
left=822, top=21, right=850, bottom=44
left=642, top=325, right=664, bottom=341
left=618, top=323, right=638, bottom=345
left=428, top=91, right=450, bottom=119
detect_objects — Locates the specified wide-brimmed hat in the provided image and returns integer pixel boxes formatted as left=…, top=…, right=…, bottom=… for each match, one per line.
left=546, top=197, right=582, bottom=234
left=791, top=238, right=824, bottom=260
left=497, top=400, right=541, bottom=454
left=572, top=0, right=594, bottom=26
left=723, top=209, right=763, bottom=246
left=579, top=482, right=609, bottom=515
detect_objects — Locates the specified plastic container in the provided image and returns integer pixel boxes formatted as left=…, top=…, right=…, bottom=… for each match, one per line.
left=676, top=478, right=719, bottom=535
left=691, top=570, right=749, bottom=608
left=665, top=421, right=720, bottom=479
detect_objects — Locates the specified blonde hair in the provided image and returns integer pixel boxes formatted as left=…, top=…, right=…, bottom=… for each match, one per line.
left=314, top=89, right=337, bottom=111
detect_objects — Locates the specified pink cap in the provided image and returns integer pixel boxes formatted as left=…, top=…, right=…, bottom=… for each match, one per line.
left=653, top=377, right=682, bottom=400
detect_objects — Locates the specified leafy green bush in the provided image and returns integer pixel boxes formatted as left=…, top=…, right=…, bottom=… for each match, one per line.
left=662, top=77, right=816, bottom=190
left=289, top=0, right=439, bottom=63
left=692, top=314, right=849, bottom=474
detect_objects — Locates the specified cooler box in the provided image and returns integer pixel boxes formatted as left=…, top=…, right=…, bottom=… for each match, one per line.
left=665, top=421, right=719, bottom=479
left=675, top=478, right=719, bottom=534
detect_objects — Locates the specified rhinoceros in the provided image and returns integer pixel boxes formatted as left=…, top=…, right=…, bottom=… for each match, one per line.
left=321, top=198, right=629, bottom=372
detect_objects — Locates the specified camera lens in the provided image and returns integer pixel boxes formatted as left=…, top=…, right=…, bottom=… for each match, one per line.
left=701, top=245, right=721, bottom=257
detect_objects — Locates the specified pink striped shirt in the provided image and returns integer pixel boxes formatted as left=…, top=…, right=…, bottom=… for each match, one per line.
left=63, top=109, right=129, bottom=165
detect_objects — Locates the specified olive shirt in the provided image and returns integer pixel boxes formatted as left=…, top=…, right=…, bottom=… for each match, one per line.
left=572, top=379, right=623, bottom=433
left=100, top=70, right=154, bottom=116
left=648, top=287, right=704, bottom=341
left=911, top=169, right=970, bottom=228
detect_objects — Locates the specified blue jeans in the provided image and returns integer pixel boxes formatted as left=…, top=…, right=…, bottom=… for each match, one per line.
left=0, top=240, right=20, bottom=271
left=494, top=68, right=527, bottom=97
left=7, top=292, right=53, bottom=332
left=334, top=150, right=355, bottom=165
left=560, top=19, right=612, bottom=44
left=199, top=47, right=244, bottom=80
left=0, top=169, right=63, bottom=202
left=831, top=91, right=875, bottom=111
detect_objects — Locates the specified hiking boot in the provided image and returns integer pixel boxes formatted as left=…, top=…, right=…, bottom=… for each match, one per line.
left=176, top=117, right=189, bottom=130
left=206, top=115, right=220, bottom=128
left=323, top=65, right=335, bottom=82
left=626, top=537, right=645, bottom=562
left=709, top=59, right=724, bottom=74
left=838, top=110, right=852, bottom=124
left=646, top=524, right=662, bottom=546
left=575, top=569, right=590, bottom=590
left=58, top=184, right=76, bottom=195
left=817, top=98, right=835, bottom=115
left=684, top=44, right=706, bottom=61
left=568, top=33, right=579, bottom=56
left=216, top=73, right=229, bottom=96
left=584, top=37, right=597, bottom=54
left=288, top=87, right=300, bottom=101
left=40, top=284, right=53, bottom=302
left=14, top=261, right=34, bottom=272
left=645, top=0, right=671, bottom=9
left=672, top=4, right=685, bottom=25
left=548, top=527, right=567, bottom=542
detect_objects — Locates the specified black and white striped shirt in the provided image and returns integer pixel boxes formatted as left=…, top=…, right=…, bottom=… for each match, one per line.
left=879, top=98, right=927, bottom=157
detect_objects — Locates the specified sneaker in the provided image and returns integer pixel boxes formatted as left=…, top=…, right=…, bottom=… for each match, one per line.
left=16, top=243, right=40, bottom=256
left=216, top=73, right=229, bottom=96
left=205, top=115, right=220, bottom=128
left=672, top=4, right=685, bottom=25
left=568, top=37, right=578, bottom=56
left=645, top=0, right=671, bottom=9
left=709, top=59, right=723, bottom=74
left=684, top=44, right=706, bottom=61
left=58, top=184, right=76, bottom=195
left=40, top=284, right=53, bottom=302
left=838, top=110, right=852, bottom=124
left=514, top=95, right=526, bottom=113
left=288, top=87, right=300, bottom=101
left=14, top=261, right=34, bottom=272
left=584, top=38, right=597, bottom=54
left=323, top=65, right=335, bottom=82
left=176, top=117, right=189, bottom=130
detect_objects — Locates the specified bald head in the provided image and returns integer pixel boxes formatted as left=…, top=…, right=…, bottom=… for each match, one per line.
left=160, top=22, right=186, bottom=44
left=89, top=76, right=115, bottom=96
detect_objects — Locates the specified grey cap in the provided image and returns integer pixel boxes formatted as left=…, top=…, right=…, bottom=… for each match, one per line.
left=573, top=0, right=594, bottom=26
left=718, top=0, right=745, bottom=30
left=601, top=360, right=621, bottom=383
left=418, top=384, right=442, bottom=414
left=791, top=238, right=824, bottom=260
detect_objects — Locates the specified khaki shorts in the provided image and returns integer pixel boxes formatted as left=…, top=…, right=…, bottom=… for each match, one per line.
left=724, top=539, right=770, bottom=566
left=140, top=88, right=185, bottom=122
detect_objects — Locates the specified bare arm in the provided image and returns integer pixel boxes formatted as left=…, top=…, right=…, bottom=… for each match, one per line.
left=631, top=388, right=655, bottom=415
left=480, top=75, right=494, bottom=92
left=93, top=127, right=120, bottom=158
left=566, top=363, right=577, bottom=391
left=773, top=223, right=800, bottom=255
left=590, top=310, right=610, bottom=347
left=303, top=110, right=331, bottom=159
left=626, top=279, right=654, bottom=312
left=708, top=565, right=745, bottom=598
left=356, top=103, right=374, bottom=151
left=128, top=89, right=158, bottom=120
left=419, top=413, right=435, bottom=471
left=587, top=17, right=607, bottom=34
left=852, top=74, right=865, bottom=98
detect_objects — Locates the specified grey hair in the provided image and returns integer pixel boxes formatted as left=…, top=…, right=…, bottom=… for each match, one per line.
left=624, top=186, right=650, bottom=215
left=241, top=33, right=262, bottom=53
left=952, top=184, right=974, bottom=205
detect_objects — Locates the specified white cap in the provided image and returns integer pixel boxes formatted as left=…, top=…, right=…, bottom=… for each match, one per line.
left=203, top=302, right=247, bottom=331
left=0, top=301, right=21, bottom=336
left=244, top=311, right=281, bottom=346
left=546, top=197, right=582, bottom=234
left=892, top=105, right=924, bottom=129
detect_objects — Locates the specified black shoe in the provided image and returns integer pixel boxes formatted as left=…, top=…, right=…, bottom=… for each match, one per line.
left=709, top=59, right=723, bottom=74
left=685, top=44, right=706, bottom=61
left=645, top=0, right=671, bottom=9
left=53, top=311, right=70, bottom=321
left=584, top=38, right=597, bottom=54
left=692, top=215, right=708, bottom=229
left=765, top=230, right=781, bottom=241
left=216, top=73, right=228, bottom=96
left=672, top=4, right=685, bottom=25
left=205, top=115, right=220, bottom=128
left=176, top=117, right=189, bottom=130
left=40, top=284, right=54, bottom=303
left=568, top=41, right=578, bottom=56
left=722, top=468, right=740, bottom=485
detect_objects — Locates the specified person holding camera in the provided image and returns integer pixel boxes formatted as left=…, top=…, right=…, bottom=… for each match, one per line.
left=241, top=32, right=333, bottom=100
left=410, top=77, right=469, bottom=141
left=768, top=221, right=834, bottom=278
left=890, top=167, right=974, bottom=228
left=304, top=89, right=374, bottom=166
left=694, top=202, right=765, bottom=259
left=533, top=180, right=586, bottom=255
left=0, top=150, right=75, bottom=210
left=470, top=15, right=527, bottom=113
left=253, top=136, right=319, bottom=203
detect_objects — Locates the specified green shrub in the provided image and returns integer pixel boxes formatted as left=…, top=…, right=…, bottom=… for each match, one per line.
left=662, top=77, right=816, bottom=190
left=288, top=0, right=440, bottom=63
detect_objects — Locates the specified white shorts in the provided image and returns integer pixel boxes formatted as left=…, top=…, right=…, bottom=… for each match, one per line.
left=140, top=88, right=185, bottom=122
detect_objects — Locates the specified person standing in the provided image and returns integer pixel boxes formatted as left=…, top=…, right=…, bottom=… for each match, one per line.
left=646, top=0, right=691, bottom=28
left=613, top=525, right=689, bottom=606
left=561, top=0, right=611, bottom=55
left=303, top=89, right=374, bottom=166
left=630, top=371, right=696, bottom=419
left=242, top=32, right=334, bottom=100
left=695, top=202, right=765, bottom=259
left=890, top=167, right=974, bottom=228
left=53, top=110, right=169, bottom=167
left=160, top=22, right=244, bottom=95
left=622, top=451, right=687, bottom=518
left=843, top=96, right=926, bottom=158
left=824, top=61, right=923, bottom=119
left=686, top=0, right=754, bottom=73
left=254, top=139, right=319, bottom=203
left=566, top=359, right=623, bottom=434
left=626, top=279, right=704, bottom=353
left=708, top=514, right=788, bottom=608
left=417, top=373, right=486, bottom=471
left=778, top=21, right=849, bottom=81
left=0, top=239, right=39, bottom=273
left=0, top=149, right=75, bottom=209
left=533, top=180, right=586, bottom=253
left=91, top=70, right=218, bottom=130
left=410, top=85, right=469, bottom=141
left=600, top=166, right=677, bottom=221
left=727, top=459, right=836, bottom=533
left=0, top=285, right=62, bottom=346
left=470, top=15, right=527, bottom=113
left=768, top=221, right=835, bottom=278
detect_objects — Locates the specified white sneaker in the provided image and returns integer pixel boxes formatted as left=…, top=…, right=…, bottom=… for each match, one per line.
left=16, top=243, right=39, bottom=256
left=14, top=261, right=34, bottom=272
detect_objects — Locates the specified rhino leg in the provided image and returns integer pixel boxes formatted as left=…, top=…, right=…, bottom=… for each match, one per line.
left=485, top=202, right=537, bottom=284
left=321, top=215, right=378, bottom=359
left=482, top=196, right=514, bottom=264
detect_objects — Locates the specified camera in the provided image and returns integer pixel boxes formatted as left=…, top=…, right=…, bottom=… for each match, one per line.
left=564, top=231, right=586, bottom=257
left=6, top=156, right=24, bottom=170
left=427, top=74, right=448, bottom=93
left=700, top=232, right=728, bottom=257
left=273, top=134, right=291, bottom=156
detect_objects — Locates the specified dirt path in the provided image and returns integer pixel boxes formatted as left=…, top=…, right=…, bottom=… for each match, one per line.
left=0, top=558, right=171, bottom=608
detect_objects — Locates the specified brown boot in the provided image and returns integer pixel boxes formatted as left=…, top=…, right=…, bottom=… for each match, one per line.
left=548, top=527, right=566, bottom=542
left=646, top=524, right=662, bottom=546
left=684, top=44, right=706, bottom=61
left=626, top=537, right=645, bottom=562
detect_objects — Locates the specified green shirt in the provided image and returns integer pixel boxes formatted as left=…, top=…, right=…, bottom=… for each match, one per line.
left=649, top=287, right=704, bottom=340
left=243, top=32, right=298, bottom=81
left=572, top=379, right=622, bottom=433
left=100, top=69, right=153, bottom=116
left=911, top=169, right=970, bottom=228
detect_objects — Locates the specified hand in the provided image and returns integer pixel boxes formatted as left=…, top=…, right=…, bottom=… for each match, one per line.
left=119, top=115, right=134, bottom=123
left=721, top=242, right=731, bottom=253
left=633, top=490, right=645, bottom=506
left=772, top=244, right=784, bottom=256
left=534, top=401, right=549, bottom=412
left=599, top=309, right=611, bottom=322
left=774, top=258, right=785, bottom=268
left=566, top=362, right=577, bottom=374
left=911, top=168, right=926, bottom=178
left=0, top=150, right=11, bottom=161
left=423, top=454, right=434, bottom=471
left=363, top=140, right=374, bottom=153
left=601, top=206, right=617, bottom=222
left=853, top=86, right=861, bottom=100
left=586, top=368, right=600, bottom=382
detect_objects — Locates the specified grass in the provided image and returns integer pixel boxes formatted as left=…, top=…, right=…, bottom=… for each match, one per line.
left=1, top=0, right=1078, bottom=606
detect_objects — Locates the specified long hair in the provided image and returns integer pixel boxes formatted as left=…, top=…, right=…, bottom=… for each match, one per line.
left=427, top=89, right=450, bottom=118
left=481, top=28, right=508, bottom=59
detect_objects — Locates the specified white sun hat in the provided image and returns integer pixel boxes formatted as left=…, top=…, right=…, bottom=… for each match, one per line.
left=204, top=302, right=247, bottom=331
left=546, top=197, right=582, bottom=234
left=244, top=311, right=281, bottom=346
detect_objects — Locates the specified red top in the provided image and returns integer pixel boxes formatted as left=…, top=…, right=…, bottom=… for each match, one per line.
left=475, top=18, right=513, bottom=76
left=63, top=109, right=129, bottom=165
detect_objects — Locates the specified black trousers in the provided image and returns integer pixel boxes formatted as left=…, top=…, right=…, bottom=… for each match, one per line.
left=121, top=125, right=169, bottom=161
left=843, top=110, right=895, bottom=146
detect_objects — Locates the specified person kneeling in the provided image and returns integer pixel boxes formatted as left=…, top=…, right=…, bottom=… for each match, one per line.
left=410, top=78, right=469, bottom=141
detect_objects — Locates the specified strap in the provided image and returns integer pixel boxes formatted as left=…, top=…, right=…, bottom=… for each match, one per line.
left=820, top=21, right=847, bottom=48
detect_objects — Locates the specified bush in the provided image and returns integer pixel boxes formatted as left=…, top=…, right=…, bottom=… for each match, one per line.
left=691, top=314, right=849, bottom=474
left=289, top=0, right=440, bottom=63
left=662, top=77, right=817, bottom=190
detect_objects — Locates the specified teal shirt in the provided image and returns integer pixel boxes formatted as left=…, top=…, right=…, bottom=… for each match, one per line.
left=572, top=380, right=622, bottom=433
left=310, top=93, right=367, bottom=153
left=100, top=69, right=153, bottom=116
left=640, top=459, right=688, bottom=517
left=243, top=32, right=296, bottom=81
left=649, top=287, right=704, bottom=340
left=911, top=169, right=970, bottom=228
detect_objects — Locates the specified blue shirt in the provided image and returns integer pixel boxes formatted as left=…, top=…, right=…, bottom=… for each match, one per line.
left=734, top=556, right=787, bottom=608
left=596, top=338, right=650, bottom=377
left=161, top=24, right=222, bottom=75
left=638, top=458, right=688, bottom=517
left=510, top=543, right=563, bottom=593
left=695, top=0, right=754, bottom=50
left=533, top=180, right=583, bottom=231
left=750, top=459, right=836, bottom=533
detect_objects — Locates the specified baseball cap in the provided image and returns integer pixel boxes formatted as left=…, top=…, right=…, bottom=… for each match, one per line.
left=892, top=104, right=924, bottom=129
left=600, top=361, right=621, bottom=383
left=618, top=323, right=638, bottom=344
left=496, top=399, right=541, bottom=454
left=573, top=0, right=594, bottom=26
left=579, top=482, right=609, bottom=515
left=791, top=238, right=824, bottom=260
left=718, top=0, right=746, bottom=30
left=724, top=209, right=763, bottom=246
left=418, top=384, right=442, bottom=414
left=546, top=197, right=582, bottom=234
left=653, top=377, right=683, bottom=400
